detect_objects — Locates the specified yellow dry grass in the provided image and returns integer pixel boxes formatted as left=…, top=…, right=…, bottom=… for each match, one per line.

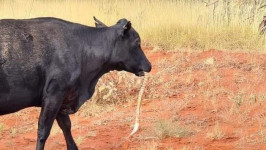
left=0, top=0, right=265, bottom=52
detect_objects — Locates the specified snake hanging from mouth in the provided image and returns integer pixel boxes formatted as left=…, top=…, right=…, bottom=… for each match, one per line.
left=129, top=73, right=148, bottom=137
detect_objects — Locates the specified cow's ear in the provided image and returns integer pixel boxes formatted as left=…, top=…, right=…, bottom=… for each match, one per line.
left=117, top=21, right=131, bottom=36
left=116, top=19, right=131, bottom=36
left=122, top=21, right=131, bottom=34
left=93, top=16, right=107, bottom=28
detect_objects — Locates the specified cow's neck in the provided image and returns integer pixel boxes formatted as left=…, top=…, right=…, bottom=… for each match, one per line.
left=74, top=28, right=116, bottom=112
left=79, top=27, right=116, bottom=90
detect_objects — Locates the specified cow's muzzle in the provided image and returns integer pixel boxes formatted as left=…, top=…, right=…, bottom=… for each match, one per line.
left=136, top=61, right=152, bottom=76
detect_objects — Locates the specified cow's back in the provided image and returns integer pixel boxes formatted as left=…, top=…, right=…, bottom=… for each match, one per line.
left=0, top=18, right=77, bottom=64
left=0, top=18, right=79, bottom=114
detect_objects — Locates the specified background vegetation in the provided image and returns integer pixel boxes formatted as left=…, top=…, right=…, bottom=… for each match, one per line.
left=0, top=0, right=266, bottom=52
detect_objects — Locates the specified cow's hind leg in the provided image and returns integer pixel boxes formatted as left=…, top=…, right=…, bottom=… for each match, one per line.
left=56, top=113, right=78, bottom=150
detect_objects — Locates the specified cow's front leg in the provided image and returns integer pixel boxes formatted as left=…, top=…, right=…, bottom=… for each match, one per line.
left=56, top=113, right=78, bottom=150
left=36, top=85, right=65, bottom=150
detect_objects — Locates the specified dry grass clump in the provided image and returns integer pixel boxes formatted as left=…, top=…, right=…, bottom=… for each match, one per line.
left=91, top=71, right=143, bottom=105
left=154, top=119, right=193, bottom=140
left=77, top=71, right=143, bottom=117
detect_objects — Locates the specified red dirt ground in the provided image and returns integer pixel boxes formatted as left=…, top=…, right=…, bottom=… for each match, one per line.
left=0, top=48, right=265, bottom=150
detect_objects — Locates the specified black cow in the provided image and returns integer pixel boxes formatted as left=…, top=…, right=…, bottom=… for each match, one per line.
left=0, top=17, right=151, bottom=150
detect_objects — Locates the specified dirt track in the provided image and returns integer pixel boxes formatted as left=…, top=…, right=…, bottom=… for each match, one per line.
left=0, top=48, right=266, bottom=150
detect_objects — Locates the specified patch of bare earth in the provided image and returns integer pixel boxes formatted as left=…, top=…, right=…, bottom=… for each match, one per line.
left=0, top=48, right=265, bottom=150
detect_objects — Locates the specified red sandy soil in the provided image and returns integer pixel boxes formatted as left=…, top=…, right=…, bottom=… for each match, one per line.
left=0, top=48, right=265, bottom=150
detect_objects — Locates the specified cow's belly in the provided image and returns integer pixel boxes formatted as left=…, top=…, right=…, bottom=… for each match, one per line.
left=0, top=87, right=42, bottom=115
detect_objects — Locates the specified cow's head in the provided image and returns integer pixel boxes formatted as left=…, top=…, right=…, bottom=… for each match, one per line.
left=94, top=17, right=152, bottom=76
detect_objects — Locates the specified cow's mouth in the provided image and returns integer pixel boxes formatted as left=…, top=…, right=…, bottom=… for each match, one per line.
left=135, top=71, right=145, bottom=77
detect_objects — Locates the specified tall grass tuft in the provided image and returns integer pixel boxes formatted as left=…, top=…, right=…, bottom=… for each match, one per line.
left=0, top=0, right=265, bottom=52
